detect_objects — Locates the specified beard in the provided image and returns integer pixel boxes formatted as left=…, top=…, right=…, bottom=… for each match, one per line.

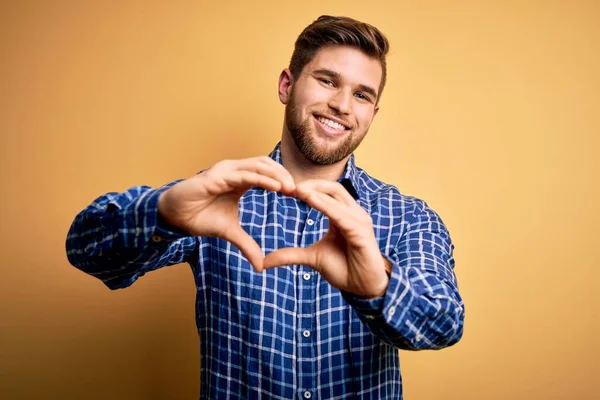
left=284, top=89, right=367, bottom=166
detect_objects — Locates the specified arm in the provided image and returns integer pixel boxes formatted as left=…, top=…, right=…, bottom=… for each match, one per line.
left=65, top=181, right=197, bottom=290
left=262, top=179, right=463, bottom=350
left=342, top=199, right=465, bottom=350
left=66, top=156, right=297, bottom=289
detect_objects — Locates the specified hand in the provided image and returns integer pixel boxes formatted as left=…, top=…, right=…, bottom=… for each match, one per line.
left=263, top=180, right=392, bottom=299
left=158, top=156, right=295, bottom=272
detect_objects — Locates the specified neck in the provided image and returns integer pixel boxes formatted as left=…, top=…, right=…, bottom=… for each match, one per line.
left=280, top=133, right=349, bottom=184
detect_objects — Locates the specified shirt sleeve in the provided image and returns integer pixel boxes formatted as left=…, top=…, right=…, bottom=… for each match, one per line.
left=342, top=199, right=465, bottom=350
left=65, top=180, right=198, bottom=290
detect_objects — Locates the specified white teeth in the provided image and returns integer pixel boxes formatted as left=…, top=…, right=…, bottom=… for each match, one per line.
left=317, top=116, right=346, bottom=131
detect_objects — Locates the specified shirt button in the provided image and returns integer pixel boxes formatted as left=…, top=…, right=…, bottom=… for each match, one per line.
left=388, top=306, right=396, bottom=317
left=302, top=330, right=311, bottom=338
left=151, top=235, right=162, bottom=243
left=306, top=219, right=314, bottom=226
left=303, top=273, right=310, bottom=281
left=303, top=391, right=312, bottom=399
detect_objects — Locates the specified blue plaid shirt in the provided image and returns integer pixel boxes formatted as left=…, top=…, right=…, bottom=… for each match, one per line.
left=66, top=142, right=464, bottom=399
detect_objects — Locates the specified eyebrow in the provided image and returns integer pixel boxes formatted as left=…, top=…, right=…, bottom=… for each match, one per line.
left=313, top=68, right=378, bottom=100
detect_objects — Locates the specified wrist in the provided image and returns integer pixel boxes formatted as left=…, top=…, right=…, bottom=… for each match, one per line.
left=360, top=256, right=392, bottom=299
left=156, top=189, right=191, bottom=236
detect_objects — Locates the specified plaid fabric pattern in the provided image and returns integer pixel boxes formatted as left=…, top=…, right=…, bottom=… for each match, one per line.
left=66, top=142, right=464, bottom=399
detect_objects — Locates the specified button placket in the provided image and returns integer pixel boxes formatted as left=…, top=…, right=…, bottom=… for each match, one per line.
left=297, top=209, right=320, bottom=398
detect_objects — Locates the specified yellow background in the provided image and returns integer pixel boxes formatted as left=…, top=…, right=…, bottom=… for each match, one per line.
left=1, top=1, right=598, bottom=399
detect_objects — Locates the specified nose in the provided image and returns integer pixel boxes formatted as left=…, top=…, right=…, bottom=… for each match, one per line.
left=328, top=88, right=352, bottom=115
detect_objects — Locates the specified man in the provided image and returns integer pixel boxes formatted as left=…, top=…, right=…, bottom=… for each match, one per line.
left=66, top=15, right=464, bottom=399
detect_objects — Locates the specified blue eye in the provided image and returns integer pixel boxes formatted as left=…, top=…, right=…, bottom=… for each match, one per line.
left=355, top=92, right=371, bottom=102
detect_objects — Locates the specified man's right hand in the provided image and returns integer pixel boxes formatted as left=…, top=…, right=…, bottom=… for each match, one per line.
left=158, top=156, right=295, bottom=272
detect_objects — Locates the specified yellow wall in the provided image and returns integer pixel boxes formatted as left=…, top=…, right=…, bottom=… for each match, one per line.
left=1, top=1, right=598, bottom=399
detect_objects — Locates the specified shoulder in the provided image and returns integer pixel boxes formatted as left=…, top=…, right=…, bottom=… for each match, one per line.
left=356, top=167, right=450, bottom=229
left=356, top=168, right=454, bottom=252
left=356, top=167, right=426, bottom=216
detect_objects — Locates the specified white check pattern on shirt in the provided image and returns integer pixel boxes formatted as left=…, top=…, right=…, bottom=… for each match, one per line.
left=66, top=142, right=464, bottom=399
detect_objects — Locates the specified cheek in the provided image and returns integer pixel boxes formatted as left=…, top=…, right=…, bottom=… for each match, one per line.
left=356, top=109, right=375, bottom=128
left=302, top=83, right=331, bottom=105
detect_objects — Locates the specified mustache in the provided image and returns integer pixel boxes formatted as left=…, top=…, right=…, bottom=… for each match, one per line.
left=284, top=92, right=354, bottom=130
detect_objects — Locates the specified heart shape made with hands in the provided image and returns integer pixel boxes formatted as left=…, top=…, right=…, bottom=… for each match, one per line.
left=240, top=178, right=392, bottom=299
left=160, top=157, right=392, bottom=299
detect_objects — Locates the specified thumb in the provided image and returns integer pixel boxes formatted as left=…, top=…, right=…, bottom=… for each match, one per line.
left=224, top=225, right=264, bottom=272
left=263, top=247, right=317, bottom=270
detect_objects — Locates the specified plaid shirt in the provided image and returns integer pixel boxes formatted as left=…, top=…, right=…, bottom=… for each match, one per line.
left=66, top=142, right=464, bottom=399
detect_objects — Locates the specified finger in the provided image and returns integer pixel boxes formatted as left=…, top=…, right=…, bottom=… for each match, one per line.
left=263, top=247, right=318, bottom=270
left=297, top=180, right=356, bottom=207
left=235, top=156, right=295, bottom=194
left=224, top=224, right=265, bottom=272
left=224, top=171, right=285, bottom=193
left=299, top=191, right=362, bottom=233
left=258, top=157, right=296, bottom=193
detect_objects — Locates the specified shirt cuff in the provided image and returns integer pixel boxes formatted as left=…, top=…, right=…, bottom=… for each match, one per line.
left=341, top=291, right=385, bottom=318
left=340, top=253, right=400, bottom=319
left=146, top=187, right=192, bottom=244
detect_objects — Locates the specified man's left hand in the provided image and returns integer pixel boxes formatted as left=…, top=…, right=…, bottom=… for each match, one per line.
left=263, top=180, right=391, bottom=299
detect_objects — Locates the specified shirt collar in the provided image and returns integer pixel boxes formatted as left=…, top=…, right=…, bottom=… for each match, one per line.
left=268, top=142, right=361, bottom=201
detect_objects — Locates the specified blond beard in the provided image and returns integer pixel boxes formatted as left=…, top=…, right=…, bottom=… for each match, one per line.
left=284, top=89, right=366, bottom=165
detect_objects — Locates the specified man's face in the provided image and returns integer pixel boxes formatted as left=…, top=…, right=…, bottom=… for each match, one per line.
left=283, top=45, right=382, bottom=165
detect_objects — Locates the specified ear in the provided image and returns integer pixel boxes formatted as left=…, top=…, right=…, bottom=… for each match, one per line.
left=374, top=104, right=380, bottom=117
left=278, top=68, right=294, bottom=104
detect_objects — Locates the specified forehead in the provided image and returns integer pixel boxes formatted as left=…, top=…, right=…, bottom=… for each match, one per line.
left=304, top=45, right=382, bottom=91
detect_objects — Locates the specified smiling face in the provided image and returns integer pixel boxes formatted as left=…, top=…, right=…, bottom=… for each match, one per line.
left=279, top=45, right=382, bottom=166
